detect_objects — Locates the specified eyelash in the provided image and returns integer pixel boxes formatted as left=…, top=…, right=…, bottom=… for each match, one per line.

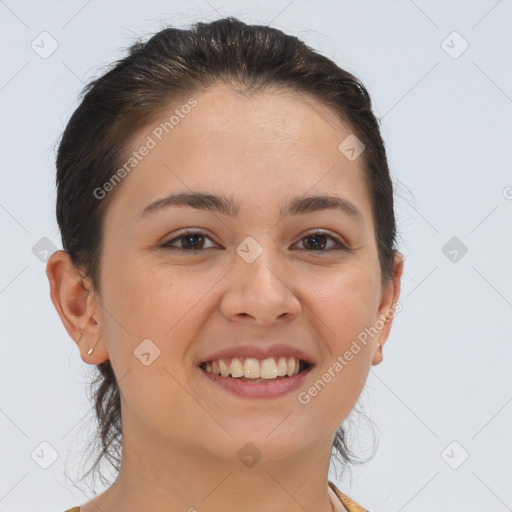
left=160, top=230, right=349, bottom=253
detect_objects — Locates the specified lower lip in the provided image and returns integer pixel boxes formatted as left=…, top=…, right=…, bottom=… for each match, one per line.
left=199, top=366, right=313, bottom=398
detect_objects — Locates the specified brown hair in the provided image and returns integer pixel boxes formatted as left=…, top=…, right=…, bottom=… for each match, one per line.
left=55, top=16, right=396, bottom=485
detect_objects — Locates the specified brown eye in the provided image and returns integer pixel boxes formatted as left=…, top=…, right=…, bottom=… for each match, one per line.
left=161, top=231, right=216, bottom=251
left=296, top=232, right=347, bottom=252
left=160, top=230, right=348, bottom=253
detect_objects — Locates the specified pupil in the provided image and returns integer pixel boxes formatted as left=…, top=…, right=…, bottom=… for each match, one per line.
left=183, top=234, right=203, bottom=250
left=304, top=234, right=326, bottom=250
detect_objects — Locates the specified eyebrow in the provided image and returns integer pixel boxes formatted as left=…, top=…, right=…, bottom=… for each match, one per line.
left=138, top=192, right=364, bottom=223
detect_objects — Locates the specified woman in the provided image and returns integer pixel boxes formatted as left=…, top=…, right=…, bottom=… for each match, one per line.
left=46, top=17, right=403, bottom=512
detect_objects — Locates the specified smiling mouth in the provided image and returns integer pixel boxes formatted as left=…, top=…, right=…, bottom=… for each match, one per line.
left=199, top=356, right=312, bottom=382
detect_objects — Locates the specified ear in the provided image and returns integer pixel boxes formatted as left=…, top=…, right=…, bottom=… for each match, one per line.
left=372, top=252, right=404, bottom=366
left=46, top=250, right=109, bottom=364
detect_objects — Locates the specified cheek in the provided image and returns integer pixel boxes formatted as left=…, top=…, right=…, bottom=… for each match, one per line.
left=109, top=258, right=183, bottom=328
left=98, top=258, right=183, bottom=374
left=312, top=260, right=381, bottom=333
left=301, top=301, right=377, bottom=431
left=305, top=265, right=380, bottom=403
left=111, top=263, right=218, bottom=367
left=99, top=264, right=201, bottom=421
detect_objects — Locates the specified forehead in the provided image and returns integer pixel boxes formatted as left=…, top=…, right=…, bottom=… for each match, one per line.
left=106, top=84, right=372, bottom=227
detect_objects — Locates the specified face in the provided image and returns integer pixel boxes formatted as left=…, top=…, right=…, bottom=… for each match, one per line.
left=52, top=84, right=402, bottom=465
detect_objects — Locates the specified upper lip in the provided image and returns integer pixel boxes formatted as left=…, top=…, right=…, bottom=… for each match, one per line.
left=198, top=343, right=315, bottom=366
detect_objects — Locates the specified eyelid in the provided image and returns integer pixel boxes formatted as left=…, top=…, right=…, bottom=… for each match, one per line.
left=161, top=229, right=218, bottom=250
left=298, top=229, right=350, bottom=250
left=161, top=229, right=350, bottom=252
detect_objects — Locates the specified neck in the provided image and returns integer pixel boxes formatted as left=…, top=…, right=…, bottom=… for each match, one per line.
left=83, top=424, right=340, bottom=512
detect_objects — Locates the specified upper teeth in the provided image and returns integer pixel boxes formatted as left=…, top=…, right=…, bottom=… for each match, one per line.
left=203, top=357, right=303, bottom=379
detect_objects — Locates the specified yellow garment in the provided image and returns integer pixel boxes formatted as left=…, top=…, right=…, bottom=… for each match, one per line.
left=329, top=480, right=369, bottom=511
left=63, top=482, right=368, bottom=512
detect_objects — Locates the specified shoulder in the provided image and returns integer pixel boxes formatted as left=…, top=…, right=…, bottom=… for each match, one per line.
left=328, top=480, right=371, bottom=512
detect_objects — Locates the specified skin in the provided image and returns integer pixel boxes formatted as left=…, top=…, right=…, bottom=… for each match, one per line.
left=47, top=84, right=403, bottom=512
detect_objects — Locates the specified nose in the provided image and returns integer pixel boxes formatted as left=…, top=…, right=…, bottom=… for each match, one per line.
left=219, top=243, right=302, bottom=326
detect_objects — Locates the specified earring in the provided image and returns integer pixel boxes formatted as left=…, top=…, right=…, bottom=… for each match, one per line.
left=377, top=342, right=381, bottom=350
left=87, top=344, right=96, bottom=355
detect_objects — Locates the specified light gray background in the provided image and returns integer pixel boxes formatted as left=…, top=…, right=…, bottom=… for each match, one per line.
left=1, top=1, right=511, bottom=511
